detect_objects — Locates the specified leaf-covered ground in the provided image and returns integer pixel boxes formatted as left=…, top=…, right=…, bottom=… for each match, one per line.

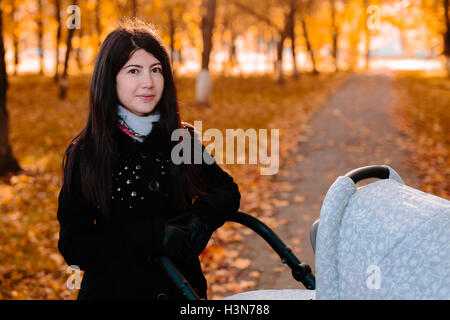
left=393, top=71, right=450, bottom=199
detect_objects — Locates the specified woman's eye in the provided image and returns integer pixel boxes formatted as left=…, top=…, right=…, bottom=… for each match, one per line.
left=128, top=69, right=139, bottom=74
left=152, top=67, right=162, bottom=74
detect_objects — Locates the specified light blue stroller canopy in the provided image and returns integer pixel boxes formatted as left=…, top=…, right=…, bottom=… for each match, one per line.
left=314, top=165, right=450, bottom=300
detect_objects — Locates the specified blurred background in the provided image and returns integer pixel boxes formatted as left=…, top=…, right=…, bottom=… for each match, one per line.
left=0, top=0, right=448, bottom=300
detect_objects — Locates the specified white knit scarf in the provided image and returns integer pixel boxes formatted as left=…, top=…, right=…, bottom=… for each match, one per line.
left=117, top=104, right=161, bottom=142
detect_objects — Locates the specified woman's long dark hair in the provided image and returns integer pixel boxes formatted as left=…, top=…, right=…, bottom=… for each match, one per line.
left=62, top=18, right=205, bottom=216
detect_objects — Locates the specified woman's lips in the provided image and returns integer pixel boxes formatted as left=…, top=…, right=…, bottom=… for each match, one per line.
left=138, top=95, right=155, bottom=101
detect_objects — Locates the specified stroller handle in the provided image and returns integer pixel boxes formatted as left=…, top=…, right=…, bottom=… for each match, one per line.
left=345, top=165, right=390, bottom=184
left=158, top=256, right=202, bottom=300
left=159, top=211, right=316, bottom=300
left=229, top=211, right=316, bottom=290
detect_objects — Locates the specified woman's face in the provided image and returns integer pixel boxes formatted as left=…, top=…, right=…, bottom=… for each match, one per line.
left=116, top=48, right=164, bottom=116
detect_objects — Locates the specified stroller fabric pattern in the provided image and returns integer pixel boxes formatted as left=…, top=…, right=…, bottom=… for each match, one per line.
left=315, top=166, right=450, bottom=300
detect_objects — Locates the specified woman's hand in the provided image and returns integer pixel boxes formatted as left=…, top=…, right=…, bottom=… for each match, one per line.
left=161, top=224, right=192, bottom=261
left=186, top=215, right=214, bottom=256
left=168, top=213, right=214, bottom=256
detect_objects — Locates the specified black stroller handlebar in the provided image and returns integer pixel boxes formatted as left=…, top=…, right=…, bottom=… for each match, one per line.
left=160, top=210, right=316, bottom=300
left=229, top=211, right=316, bottom=290
left=158, top=256, right=202, bottom=300
left=345, top=165, right=390, bottom=184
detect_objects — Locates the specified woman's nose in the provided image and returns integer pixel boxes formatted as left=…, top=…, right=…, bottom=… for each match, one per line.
left=141, top=71, right=154, bottom=88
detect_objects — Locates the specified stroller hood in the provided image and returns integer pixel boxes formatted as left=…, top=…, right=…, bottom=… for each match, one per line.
left=315, top=166, right=450, bottom=300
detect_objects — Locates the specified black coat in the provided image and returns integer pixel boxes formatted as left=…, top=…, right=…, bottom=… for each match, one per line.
left=57, top=123, right=241, bottom=300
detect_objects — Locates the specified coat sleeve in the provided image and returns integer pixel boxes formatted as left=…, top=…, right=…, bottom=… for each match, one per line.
left=57, top=146, right=165, bottom=273
left=186, top=127, right=241, bottom=229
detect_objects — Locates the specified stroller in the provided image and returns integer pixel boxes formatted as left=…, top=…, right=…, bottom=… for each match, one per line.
left=161, top=165, right=450, bottom=300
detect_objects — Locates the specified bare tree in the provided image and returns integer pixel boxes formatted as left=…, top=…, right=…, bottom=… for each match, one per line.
left=0, top=0, right=21, bottom=177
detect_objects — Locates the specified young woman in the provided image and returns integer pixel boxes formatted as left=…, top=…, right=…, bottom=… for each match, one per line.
left=57, top=19, right=241, bottom=300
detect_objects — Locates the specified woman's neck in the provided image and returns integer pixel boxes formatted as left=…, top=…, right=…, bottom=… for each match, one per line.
left=117, top=104, right=160, bottom=142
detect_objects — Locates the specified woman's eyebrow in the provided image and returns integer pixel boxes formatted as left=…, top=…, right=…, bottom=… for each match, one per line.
left=124, top=62, right=162, bottom=69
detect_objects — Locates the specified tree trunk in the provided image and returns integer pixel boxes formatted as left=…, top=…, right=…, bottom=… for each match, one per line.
left=11, top=0, right=19, bottom=76
left=268, top=34, right=276, bottom=73
left=276, top=34, right=286, bottom=84
left=443, top=0, right=450, bottom=75
left=37, top=0, right=44, bottom=75
left=54, top=0, right=61, bottom=82
left=196, top=0, right=216, bottom=106
left=0, top=0, right=21, bottom=177
left=76, top=25, right=83, bottom=71
left=200, top=0, right=216, bottom=70
left=168, top=6, right=175, bottom=65
left=330, top=0, right=339, bottom=72
left=300, top=17, right=318, bottom=74
left=228, top=31, right=237, bottom=68
left=288, top=0, right=298, bottom=79
left=59, top=0, right=78, bottom=99
left=276, top=8, right=296, bottom=84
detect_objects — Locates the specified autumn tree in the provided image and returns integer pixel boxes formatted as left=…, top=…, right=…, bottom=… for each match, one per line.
left=327, top=0, right=350, bottom=72
left=416, top=0, right=450, bottom=73
left=159, top=0, right=191, bottom=73
left=231, top=0, right=297, bottom=83
left=0, top=0, right=21, bottom=177
left=388, top=0, right=449, bottom=74
left=218, top=0, right=241, bottom=74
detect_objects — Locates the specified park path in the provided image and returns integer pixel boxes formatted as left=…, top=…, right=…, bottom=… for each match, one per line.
left=236, top=71, right=422, bottom=291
